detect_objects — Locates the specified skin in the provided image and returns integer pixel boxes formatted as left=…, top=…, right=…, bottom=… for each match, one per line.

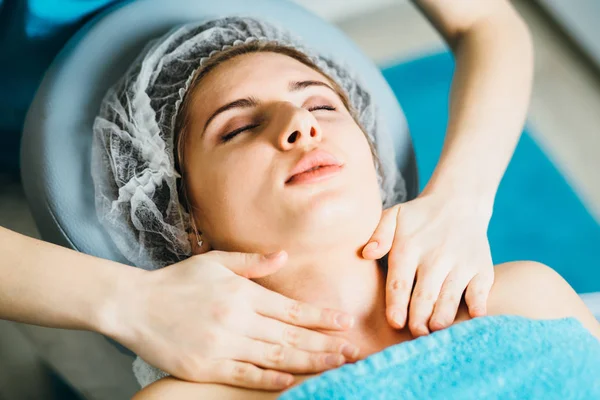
left=133, top=51, right=600, bottom=399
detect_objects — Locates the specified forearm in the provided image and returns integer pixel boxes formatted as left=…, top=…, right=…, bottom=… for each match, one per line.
left=0, top=226, right=140, bottom=335
left=424, top=6, right=533, bottom=212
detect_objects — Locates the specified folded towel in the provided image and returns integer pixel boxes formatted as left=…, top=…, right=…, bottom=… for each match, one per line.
left=278, top=315, right=600, bottom=400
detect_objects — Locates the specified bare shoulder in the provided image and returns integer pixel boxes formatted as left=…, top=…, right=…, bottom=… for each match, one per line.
left=132, top=377, right=280, bottom=400
left=486, top=261, right=600, bottom=339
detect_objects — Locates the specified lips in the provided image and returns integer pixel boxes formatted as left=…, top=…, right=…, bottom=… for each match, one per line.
left=286, top=149, right=343, bottom=184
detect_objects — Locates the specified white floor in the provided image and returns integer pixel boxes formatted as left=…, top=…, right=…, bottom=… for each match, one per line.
left=1, top=1, right=600, bottom=398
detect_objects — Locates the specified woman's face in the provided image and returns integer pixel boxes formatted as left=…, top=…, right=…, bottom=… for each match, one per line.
left=182, top=51, right=382, bottom=255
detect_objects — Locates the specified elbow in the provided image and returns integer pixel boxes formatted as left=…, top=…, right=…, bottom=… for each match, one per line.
left=510, top=12, right=534, bottom=64
left=453, top=5, right=534, bottom=59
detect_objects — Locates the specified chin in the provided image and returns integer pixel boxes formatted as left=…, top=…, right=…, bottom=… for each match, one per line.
left=286, top=189, right=382, bottom=248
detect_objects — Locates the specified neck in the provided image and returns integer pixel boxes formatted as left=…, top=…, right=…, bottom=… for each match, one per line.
left=255, top=245, right=408, bottom=357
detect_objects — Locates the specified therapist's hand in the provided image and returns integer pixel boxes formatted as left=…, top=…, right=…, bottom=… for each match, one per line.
left=103, top=250, right=357, bottom=390
left=362, top=192, right=495, bottom=337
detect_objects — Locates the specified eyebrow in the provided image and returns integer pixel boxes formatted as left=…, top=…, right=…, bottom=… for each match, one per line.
left=202, top=80, right=337, bottom=133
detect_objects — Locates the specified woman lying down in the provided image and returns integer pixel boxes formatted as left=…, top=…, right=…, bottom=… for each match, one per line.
left=92, top=17, right=600, bottom=399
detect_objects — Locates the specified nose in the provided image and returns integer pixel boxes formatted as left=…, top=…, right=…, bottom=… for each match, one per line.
left=272, top=102, right=322, bottom=150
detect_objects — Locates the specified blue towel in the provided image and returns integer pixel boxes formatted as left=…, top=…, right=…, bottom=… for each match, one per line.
left=278, top=315, right=600, bottom=399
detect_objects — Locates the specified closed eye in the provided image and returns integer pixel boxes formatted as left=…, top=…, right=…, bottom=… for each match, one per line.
left=308, top=105, right=336, bottom=112
left=219, top=123, right=260, bottom=143
left=219, top=105, right=337, bottom=143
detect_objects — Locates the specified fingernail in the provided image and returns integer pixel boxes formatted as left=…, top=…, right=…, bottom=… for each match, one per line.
left=415, top=326, right=430, bottom=337
left=275, top=374, right=294, bottom=387
left=335, top=314, right=355, bottom=329
left=364, top=241, right=379, bottom=253
left=325, top=354, right=344, bottom=367
left=263, top=251, right=281, bottom=260
left=391, top=311, right=405, bottom=328
left=341, top=344, right=360, bottom=359
left=472, top=307, right=486, bottom=317
left=430, top=319, right=446, bottom=330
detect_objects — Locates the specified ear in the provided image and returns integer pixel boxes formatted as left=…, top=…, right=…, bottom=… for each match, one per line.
left=188, top=230, right=211, bottom=255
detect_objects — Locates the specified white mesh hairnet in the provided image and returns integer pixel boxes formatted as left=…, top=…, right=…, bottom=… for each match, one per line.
left=91, top=16, right=406, bottom=272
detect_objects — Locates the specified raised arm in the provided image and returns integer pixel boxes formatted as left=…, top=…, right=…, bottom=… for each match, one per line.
left=412, top=0, right=533, bottom=206
left=365, top=0, right=534, bottom=337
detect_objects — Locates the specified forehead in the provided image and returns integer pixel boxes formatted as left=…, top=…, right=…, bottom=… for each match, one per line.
left=192, top=52, right=329, bottom=104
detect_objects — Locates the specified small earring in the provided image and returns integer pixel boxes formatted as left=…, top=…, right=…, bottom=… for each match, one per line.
left=192, top=227, right=203, bottom=249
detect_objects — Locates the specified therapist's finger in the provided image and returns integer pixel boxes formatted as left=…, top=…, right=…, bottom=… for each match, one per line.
left=204, top=359, right=294, bottom=391
left=203, top=249, right=287, bottom=279
left=385, top=246, right=419, bottom=329
left=231, top=336, right=345, bottom=374
left=362, top=205, right=399, bottom=259
left=408, top=264, right=450, bottom=338
left=429, top=271, right=473, bottom=332
left=253, top=286, right=355, bottom=331
left=465, top=271, right=494, bottom=318
left=246, top=315, right=360, bottom=360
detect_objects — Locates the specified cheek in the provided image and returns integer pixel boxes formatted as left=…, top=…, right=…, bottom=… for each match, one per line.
left=313, top=123, right=382, bottom=246
left=194, top=150, right=260, bottom=206
left=350, top=131, right=385, bottom=234
left=341, top=125, right=380, bottom=182
left=346, top=128, right=383, bottom=209
left=324, top=117, right=380, bottom=194
left=218, top=147, right=270, bottom=191
left=189, top=145, right=272, bottom=220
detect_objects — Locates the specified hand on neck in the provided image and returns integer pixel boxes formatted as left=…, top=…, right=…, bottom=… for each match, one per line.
left=253, top=242, right=410, bottom=358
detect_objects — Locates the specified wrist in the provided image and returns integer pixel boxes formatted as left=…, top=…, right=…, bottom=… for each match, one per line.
left=94, top=261, right=146, bottom=346
left=421, top=178, right=495, bottom=223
